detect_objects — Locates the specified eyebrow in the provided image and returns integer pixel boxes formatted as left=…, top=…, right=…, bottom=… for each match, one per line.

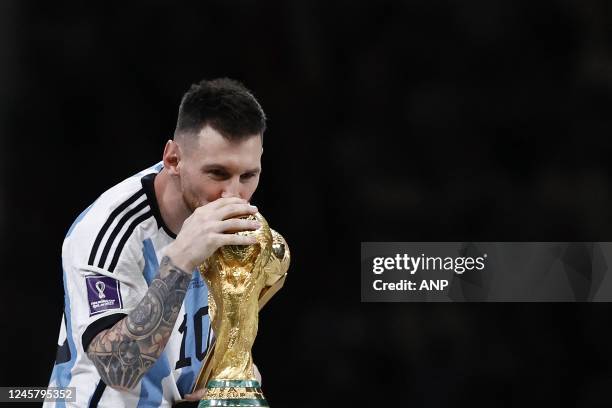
left=201, top=164, right=260, bottom=174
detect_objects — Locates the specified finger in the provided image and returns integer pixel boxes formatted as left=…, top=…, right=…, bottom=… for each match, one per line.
left=215, top=203, right=258, bottom=221
left=216, top=233, right=258, bottom=246
left=205, top=197, right=247, bottom=210
left=183, top=388, right=207, bottom=400
left=215, top=218, right=261, bottom=234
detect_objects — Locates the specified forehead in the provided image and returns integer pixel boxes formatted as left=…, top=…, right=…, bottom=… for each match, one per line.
left=188, top=125, right=262, bottom=169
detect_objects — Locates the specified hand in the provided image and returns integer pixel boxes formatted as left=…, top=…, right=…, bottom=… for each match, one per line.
left=183, top=387, right=206, bottom=401
left=182, top=363, right=262, bottom=401
left=165, top=197, right=260, bottom=271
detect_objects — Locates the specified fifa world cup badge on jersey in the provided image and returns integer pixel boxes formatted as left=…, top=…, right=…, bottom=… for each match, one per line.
left=85, top=275, right=123, bottom=315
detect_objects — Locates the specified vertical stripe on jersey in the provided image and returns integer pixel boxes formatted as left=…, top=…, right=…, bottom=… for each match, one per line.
left=138, top=239, right=171, bottom=407
left=52, top=267, right=77, bottom=408
left=50, top=204, right=94, bottom=408
left=176, top=270, right=210, bottom=397
left=142, top=239, right=158, bottom=284
left=137, top=355, right=171, bottom=408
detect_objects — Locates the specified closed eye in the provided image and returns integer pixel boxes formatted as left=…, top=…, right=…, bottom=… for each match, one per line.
left=240, top=172, right=259, bottom=182
left=208, top=169, right=230, bottom=180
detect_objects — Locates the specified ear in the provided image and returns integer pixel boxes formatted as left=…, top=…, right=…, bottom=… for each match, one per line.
left=162, top=140, right=182, bottom=176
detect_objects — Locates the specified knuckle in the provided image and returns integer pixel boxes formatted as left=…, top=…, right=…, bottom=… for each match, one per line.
left=219, top=220, right=232, bottom=230
left=206, top=221, right=220, bottom=233
left=209, top=235, right=220, bottom=246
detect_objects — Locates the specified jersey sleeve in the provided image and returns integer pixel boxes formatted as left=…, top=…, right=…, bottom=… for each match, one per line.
left=62, top=198, right=151, bottom=355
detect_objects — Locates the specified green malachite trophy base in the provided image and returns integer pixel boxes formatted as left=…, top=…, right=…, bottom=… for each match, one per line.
left=198, top=380, right=269, bottom=407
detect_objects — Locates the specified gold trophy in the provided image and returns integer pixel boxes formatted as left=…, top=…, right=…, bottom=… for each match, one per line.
left=193, top=212, right=290, bottom=407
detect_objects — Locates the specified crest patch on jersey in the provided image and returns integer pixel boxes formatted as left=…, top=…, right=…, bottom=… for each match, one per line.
left=86, top=275, right=123, bottom=315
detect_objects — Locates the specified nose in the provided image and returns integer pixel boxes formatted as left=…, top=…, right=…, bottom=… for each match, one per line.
left=220, top=178, right=242, bottom=199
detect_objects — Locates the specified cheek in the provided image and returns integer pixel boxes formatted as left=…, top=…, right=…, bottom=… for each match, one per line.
left=180, top=173, right=214, bottom=205
left=242, top=179, right=260, bottom=200
left=179, top=176, right=198, bottom=208
left=194, top=181, right=226, bottom=204
left=201, top=185, right=223, bottom=202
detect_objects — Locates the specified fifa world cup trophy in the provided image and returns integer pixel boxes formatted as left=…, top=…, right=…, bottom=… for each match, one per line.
left=193, top=212, right=290, bottom=407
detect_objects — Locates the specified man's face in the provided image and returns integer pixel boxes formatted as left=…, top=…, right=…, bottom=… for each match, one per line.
left=178, top=125, right=262, bottom=211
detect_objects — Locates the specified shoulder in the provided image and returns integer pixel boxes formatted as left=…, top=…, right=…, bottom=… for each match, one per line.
left=63, top=163, right=164, bottom=271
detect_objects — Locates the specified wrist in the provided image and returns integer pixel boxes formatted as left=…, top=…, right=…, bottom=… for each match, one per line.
left=164, top=244, right=195, bottom=273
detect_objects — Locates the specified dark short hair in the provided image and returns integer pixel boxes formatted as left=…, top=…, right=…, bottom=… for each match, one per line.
left=174, top=78, right=266, bottom=141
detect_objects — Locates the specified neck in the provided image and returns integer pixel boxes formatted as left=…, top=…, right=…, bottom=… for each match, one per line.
left=154, top=168, right=191, bottom=235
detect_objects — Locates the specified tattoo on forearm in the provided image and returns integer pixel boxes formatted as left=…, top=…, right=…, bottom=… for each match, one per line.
left=86, top=256, right=190, bottom=390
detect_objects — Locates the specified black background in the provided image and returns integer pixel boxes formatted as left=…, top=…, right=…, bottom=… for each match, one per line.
left=2, top=0, right=612, bottom=406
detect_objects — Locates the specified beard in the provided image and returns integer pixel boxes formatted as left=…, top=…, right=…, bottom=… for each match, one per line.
left=179, top=179, right=203, bottom=213
left=182, top=189, right=203, bottom=213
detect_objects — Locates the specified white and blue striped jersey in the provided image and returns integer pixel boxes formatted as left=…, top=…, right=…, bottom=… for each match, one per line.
left=46, top=162, right=211, bottom=408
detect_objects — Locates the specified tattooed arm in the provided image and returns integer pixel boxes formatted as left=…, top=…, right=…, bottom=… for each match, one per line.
left=86, top=198, right=260, bottom=391
left=86, top=256, right=190, bottom=390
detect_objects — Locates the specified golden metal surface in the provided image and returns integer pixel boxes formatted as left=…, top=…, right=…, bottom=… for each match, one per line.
left=205, top=386, right=265, bottom=400
left=194, top=212, right=290, bottom=388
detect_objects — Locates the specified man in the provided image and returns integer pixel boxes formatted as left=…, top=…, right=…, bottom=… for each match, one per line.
left=46, top=78, right=267, bottom=407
